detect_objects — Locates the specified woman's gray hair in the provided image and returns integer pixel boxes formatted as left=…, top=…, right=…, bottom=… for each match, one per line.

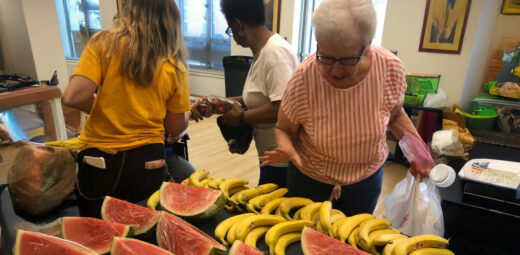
left=312, top=0, right=376, bottom=46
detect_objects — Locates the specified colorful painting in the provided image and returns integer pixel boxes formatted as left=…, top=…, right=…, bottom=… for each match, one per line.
left=502, top=0, right=520, bottom=15
left=419, top=0, right=472, bottom=54
left=264, top=0, right=281, bottom=33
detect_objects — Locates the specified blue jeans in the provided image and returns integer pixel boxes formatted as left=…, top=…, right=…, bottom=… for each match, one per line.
left=259, top=163, right=288, bottom=187
left=287, top=162, right=383, bottom=215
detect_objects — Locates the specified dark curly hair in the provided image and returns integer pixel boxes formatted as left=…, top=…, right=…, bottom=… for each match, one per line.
left=220, top=0, right=265, bottom=26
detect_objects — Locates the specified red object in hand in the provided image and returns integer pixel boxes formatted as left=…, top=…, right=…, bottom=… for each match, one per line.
left=399, top=132, right=434, bottom=176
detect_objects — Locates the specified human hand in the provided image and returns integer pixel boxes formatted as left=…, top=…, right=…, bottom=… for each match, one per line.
left=190, top=98, right=204, bottom=122
left=409, top=160, right=430, bottom=178
left=221, top=102, right=242, bottom=126
left=259, top=147, right=302, bottom=169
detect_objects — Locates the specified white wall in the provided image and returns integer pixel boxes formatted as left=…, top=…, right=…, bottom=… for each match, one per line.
left=459, top=0, right=502, bottom=111
left=0, top=0, right=37, bottom=78
left=382, top=0, right=484, bottom=106
left=20, top=0, right=68, bottom=91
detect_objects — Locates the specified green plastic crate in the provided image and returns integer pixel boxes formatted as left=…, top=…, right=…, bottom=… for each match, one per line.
left=404, top=93, right=426, bottom=106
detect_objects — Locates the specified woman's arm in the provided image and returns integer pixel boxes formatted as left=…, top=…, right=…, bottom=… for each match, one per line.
left=62, top=76, right=98, bottom=114
left=259, top=109, right=302, bottom=168
left=165, top=111, right=189, bottom=139
left=222, top=100, right=280, bottom=126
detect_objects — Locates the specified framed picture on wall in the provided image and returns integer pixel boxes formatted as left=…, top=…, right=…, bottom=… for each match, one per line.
left=502, top=0, right=520, bottom=14
left=265, top=0, right=281, bottom=33
left=419, top=0, right=472, bottom=54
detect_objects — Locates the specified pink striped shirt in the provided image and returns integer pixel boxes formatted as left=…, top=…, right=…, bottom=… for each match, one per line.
left=281, top=46, right=407, bottom=189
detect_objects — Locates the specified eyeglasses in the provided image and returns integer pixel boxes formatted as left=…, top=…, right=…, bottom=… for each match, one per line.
left=316, top=45, right=366, bottom=66
left=225, top=26, right=233, bottom=36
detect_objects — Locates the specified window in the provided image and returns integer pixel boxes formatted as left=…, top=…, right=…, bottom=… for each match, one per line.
left=56, top=0, right=101, bottom=60
left=176, top=0, right=231, bottom=70
left=298, top=0, right=387, bottom=61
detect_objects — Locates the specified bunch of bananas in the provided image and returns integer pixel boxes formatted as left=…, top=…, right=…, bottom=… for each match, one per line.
left=512, top=65, right=520, bottom=78
left=325, top=212, right=452, bottom=255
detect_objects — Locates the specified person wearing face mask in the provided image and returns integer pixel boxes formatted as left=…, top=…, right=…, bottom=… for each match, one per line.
left=218, top=0, right=298, bottom=187
left=260, top=0, right=432, bottom=215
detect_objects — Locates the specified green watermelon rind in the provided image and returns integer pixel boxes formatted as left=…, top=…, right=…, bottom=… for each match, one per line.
left=101, top=196, right=161, bottom=235
left=157, top=211, right=227, bottom=255
left=228, top=240, right=263, bottom=255
left=159, top=182, right=225, bottom=221
left=61, top=217, right=131, bottom=254
left=14, top=230, right=98, bottom=255
left=111, top=237, right=174, bottom=255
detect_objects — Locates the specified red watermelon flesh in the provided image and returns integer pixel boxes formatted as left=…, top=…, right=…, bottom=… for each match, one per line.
left=62, top=217, right=130, bottom=254
left=101, top=196, right=160, bottom=235
left=157, top=211, right=227, bottom=255
left=301, top=227, right=371, bottom=255
left=228, top=240, right=263, bottom=255
left=111, top=237, right=174, bottom=255
left=14, top=230, right=98, bottom=255
left=159, top=182, right=224, bottom=220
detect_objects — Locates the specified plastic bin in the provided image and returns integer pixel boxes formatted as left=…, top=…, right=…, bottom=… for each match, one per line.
left=455, top=104, right=497, bottom=131
left=222, top=56, right=253, bottom=97
left=405, top=74, right=440, bottom=106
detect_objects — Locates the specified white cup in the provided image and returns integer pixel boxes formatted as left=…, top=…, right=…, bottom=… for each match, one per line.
left=429, top=164, right=456, bottom=188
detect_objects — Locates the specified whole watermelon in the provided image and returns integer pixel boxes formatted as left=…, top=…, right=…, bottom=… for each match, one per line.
left=8, top=142, right=76, bottom=216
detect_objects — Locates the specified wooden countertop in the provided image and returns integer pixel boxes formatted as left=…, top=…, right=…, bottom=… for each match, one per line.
left=0, top=86, right=62, bottom=112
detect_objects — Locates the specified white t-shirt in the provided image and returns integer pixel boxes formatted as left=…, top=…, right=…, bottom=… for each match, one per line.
left=242, top=34, right=298, bottom=167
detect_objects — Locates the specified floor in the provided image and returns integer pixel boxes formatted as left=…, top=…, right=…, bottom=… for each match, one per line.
left=185, top=115, right=408, bottom=217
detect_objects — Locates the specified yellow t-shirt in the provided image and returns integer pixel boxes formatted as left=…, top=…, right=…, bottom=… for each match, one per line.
left=73, top=35, right=190, bottom=154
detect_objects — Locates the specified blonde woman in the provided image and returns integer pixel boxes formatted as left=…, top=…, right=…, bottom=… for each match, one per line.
left=63, top=0, right=190, bottom=217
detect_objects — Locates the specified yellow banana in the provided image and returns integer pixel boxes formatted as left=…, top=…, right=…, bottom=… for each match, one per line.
left=189, top=169, right=210, bottom=187
left=265, top=220, right=314, bottom=254
left=279, top=197, right=314, bottom=220
left=369, top=228, right=400, bottom=244
left=513, top=66, right=520, bottom=78
left=373, top=233, right=407, bottom=246
left=181, top=177, right=191, bottom=185
left=292, top=207, right=304, bottom=220
left=214, top=213, right=254, bottom=246
left=246, top=203, right=260, bottom=214
left=274, top=232, right=301, bottom=255
left=392, top=235, right=449, bottom=255
left=220, top=178, right=249, bottom=199
left=200, top=178, right=213, bottom=188
left=338, top=213, right=375, bottom=242
left=382, top=239, right=407, bottom=255
left=244, top=226, right=269, bottom=248
left=236, top=183, right=279, bottom=204
left=248, top=188, right=288, bottom=209
left=208, top=177, right=225, bottom=189
left=330, top=209, right=346, bottom=222
left=235, top=214, right=286, bottom=242
left=357, top=218, right=391, bottom=249
left=226, top=221, right=241, bottom=245
left=409, top=248, right=455, bottom=255
left=319, top=201, right=333, bottom=236
left=228, top=185, right=248, bottom=197
left=347, top=227, right=359, bottom=248
left=331, top=217, right=349, bottom=239
left=298, top=202, right=322, bottom=221
left=261, top=197, right=287, bottom=215
left=146, top=190, right=160, bottom=210
left=275, top=207, right=284, bottom=217
left=315, top=220, right=325, bottom=234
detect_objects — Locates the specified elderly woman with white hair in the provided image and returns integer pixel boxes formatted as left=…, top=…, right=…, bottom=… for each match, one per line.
left=260, top=0, right=432, bottom=215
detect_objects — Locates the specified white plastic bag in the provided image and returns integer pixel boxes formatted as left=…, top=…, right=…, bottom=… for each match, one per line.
left=384, top=172, right=444, bottom=236
left=423, top=89, right=447, bottom=108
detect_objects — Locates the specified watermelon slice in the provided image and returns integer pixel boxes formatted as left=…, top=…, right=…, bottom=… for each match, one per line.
left=157, top=211, right=227, bottom=255
left=14, top=230, right=98, bottom=255
left=62, top=217, right=131, bottom=254
left=159, top=182, right=224, bottom=221
left=228, top=240, right=263, bottom=255
left=101, top=196, right=160, bottom=235
left=111, top=237, right=174, bottom=255
left=301, top=227, right=370, bottom=255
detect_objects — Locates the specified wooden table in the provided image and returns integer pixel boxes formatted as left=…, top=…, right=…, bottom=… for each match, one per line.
left=0, top=86, right=67, bottom=141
